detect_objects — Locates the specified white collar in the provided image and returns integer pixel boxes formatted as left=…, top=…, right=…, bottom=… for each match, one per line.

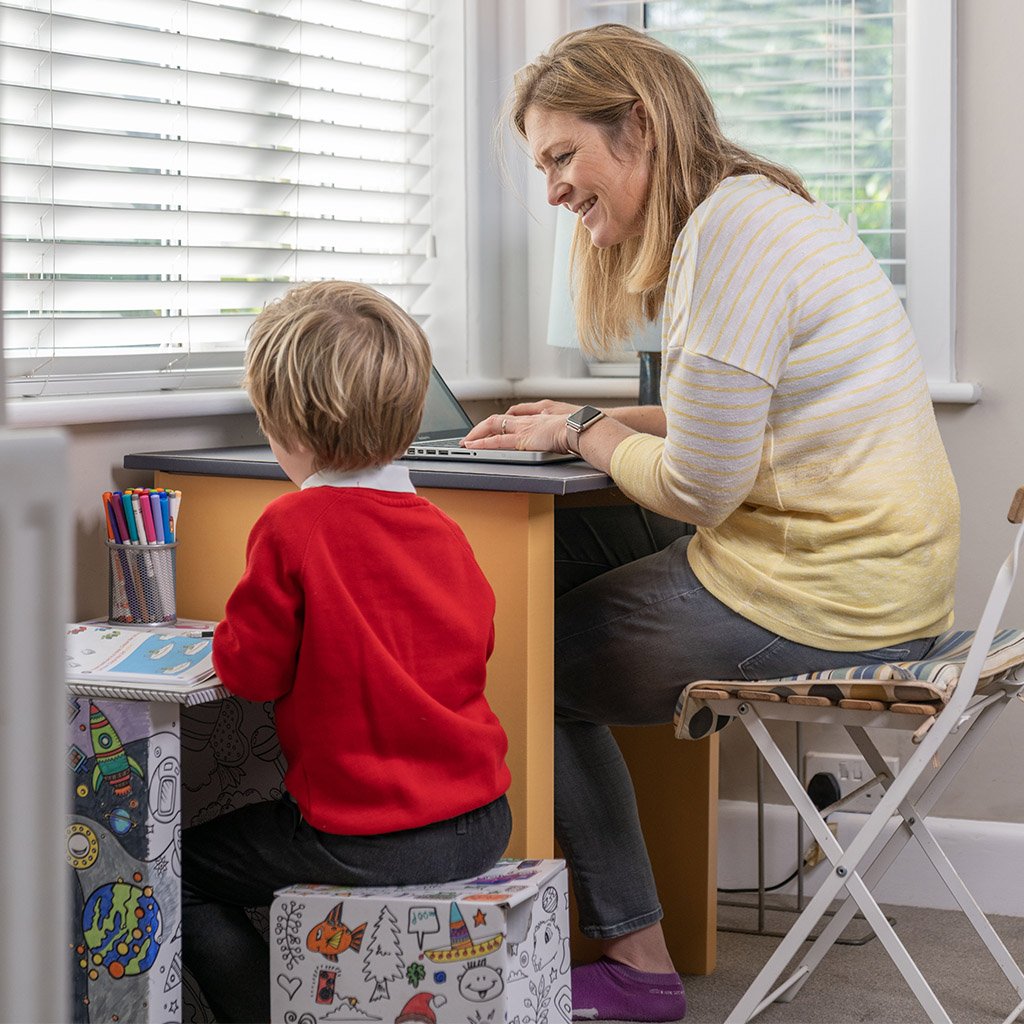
left=300, top=463, right=416, bottom=494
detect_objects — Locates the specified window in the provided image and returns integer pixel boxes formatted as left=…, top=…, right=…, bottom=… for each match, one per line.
left=1, top=0, right=468, bottom=403
left=562, top=0, right=963, bottom=395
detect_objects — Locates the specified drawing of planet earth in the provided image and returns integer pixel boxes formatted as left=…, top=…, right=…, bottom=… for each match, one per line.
left=82, top=880, right=161, bottom=978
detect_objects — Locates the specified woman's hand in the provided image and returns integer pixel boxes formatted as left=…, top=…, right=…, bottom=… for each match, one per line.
left=461, top=403, right=578, bottom=454
left=503, top=399, right=579, bottom=418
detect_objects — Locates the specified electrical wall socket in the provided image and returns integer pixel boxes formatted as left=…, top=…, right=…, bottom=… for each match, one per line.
left=804, top=751, right=900, bottom=813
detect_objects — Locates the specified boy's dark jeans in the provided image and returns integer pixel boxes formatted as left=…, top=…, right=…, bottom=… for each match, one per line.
left=181, top=793, right=511, bottom=1023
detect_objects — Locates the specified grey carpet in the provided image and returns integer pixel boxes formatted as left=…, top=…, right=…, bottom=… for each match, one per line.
left=602, top=902, right=1024, bottom=1024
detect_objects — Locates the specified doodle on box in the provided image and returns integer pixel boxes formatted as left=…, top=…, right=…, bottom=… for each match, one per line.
left=270, top=858, right=570, bottom=1024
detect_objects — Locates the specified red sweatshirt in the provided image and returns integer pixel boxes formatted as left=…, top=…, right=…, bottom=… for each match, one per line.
left=213, top=484, right=510, bottom=835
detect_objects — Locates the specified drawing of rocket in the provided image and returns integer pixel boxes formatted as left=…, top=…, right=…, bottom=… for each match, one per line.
left=89, top=703, right=144, bottom=796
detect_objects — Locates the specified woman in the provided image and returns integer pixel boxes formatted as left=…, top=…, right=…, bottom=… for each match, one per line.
left=464, top=23, right=959, bottom=1023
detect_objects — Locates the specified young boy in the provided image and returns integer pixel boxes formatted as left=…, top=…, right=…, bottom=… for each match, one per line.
left=181, top=281, right=512, bottom=1023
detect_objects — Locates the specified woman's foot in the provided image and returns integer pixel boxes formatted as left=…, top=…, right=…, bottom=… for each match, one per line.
left=571, top=956, right=686, bottom=1021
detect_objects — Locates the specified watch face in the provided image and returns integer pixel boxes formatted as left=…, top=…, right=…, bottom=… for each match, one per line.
left=569, top=405, right=603, bottom=429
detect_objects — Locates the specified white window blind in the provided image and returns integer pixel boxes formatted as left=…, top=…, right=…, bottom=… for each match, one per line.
left=1, top=0, right=441, bottom=400
left=568, top=0, right=960, bottom=391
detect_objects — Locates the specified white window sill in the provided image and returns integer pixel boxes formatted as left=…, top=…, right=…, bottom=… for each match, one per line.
left=5, top=389, right=255, bottom=428
left=3, top=377, right=980, bottom=429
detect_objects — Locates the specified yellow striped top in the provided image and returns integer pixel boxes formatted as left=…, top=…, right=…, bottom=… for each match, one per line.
left=610, top=174, right=959, bottom=651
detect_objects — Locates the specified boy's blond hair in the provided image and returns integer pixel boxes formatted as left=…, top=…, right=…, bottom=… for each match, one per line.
left=244, top=281, right=432, bottom=471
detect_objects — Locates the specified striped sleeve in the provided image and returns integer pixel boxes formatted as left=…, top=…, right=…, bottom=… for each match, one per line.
left=610, top=351, right=772, bottom=527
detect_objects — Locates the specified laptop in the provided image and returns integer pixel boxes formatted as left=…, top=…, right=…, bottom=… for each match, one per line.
left=403, top=366, right=577, bottom=464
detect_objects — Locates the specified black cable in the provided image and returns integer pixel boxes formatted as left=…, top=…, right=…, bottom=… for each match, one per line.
left=717, top=864, right=801, bottom=894
left=718, top=771, right=842, bottom=894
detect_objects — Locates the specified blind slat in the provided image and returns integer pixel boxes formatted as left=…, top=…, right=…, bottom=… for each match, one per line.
left=1, top=198, right=431, bottom=247
left=4, top=240, right=428, bottom=277
left=2, top=81, right=431, bottom=137
left=1, top=152, right=431, bottom=196
left=5, top=276, right=429, bottom=312
left=0, top=131, right=431, bottom=188
left=4, top=0, right=431, bottom=48
left=2, top=44, right=431, bottom=107
left=0, top=118, right=431, bottom=166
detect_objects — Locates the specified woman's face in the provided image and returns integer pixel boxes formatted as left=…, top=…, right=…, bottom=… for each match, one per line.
left=524, top=104, right=651, bottom=248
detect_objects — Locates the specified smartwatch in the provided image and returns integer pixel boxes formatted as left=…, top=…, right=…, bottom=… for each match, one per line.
left=565, top=405, right=606, bottom=456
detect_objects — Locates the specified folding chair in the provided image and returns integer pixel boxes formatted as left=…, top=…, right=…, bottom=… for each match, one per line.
left=674, top=486, right=1024, bottom=1024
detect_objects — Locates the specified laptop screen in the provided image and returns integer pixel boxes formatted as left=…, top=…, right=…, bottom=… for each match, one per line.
left=412, top=367, right=476, bottom=443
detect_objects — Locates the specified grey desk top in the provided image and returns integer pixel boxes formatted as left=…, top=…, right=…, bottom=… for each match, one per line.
left=124, top=445, right=615, bottom=496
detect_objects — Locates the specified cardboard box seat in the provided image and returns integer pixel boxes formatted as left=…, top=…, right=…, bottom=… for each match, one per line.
left=270, top=858, right=570, bottom=1024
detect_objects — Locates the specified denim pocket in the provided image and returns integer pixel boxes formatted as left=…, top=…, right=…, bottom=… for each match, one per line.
left=853, top=644, right=914, bottom=663
left=738, top=636, right=801, bottom=681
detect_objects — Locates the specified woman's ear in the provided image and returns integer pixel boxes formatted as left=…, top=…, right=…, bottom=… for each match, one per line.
left=631, top=100, right=656, bottom=151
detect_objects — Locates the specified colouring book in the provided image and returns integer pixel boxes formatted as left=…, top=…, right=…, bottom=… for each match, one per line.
left=65, top=623, right=217, bottom=688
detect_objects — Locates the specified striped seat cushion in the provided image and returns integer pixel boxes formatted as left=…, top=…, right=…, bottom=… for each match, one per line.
left=674, top=627, right=1024, bottom=741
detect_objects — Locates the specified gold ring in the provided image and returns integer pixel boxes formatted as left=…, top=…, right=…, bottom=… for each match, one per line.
left=501, top=417, right=508, bottom=435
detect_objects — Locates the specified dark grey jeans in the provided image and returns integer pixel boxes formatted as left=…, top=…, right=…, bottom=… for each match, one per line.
left=553, top=505, right=935, bottom=940
left=181, top=793, right=511, bottom=1023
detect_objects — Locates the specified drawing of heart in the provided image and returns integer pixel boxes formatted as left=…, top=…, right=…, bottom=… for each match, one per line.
left=276, top=974, right=302, bottom=1000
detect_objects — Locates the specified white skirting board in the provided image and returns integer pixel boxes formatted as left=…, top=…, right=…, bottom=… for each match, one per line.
left=716, top=799, right=1024, bottom=918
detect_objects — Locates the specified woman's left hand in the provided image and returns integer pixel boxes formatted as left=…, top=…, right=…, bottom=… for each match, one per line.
left=461, top=411, right=571, bottom=454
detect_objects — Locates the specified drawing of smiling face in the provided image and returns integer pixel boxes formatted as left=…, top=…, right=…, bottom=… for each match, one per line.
left=458, top=961, right=504, bottom=1002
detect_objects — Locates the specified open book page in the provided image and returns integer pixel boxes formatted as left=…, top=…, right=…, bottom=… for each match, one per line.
left=65, top=623, right=217, bottom=686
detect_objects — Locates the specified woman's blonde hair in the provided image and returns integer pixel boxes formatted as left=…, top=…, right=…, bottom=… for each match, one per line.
left=508, top=23, right=812, bottom=355
left=244, top=281, right=432, bottom=471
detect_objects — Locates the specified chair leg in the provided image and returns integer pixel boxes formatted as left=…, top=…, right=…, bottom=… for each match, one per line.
left=775, top=694, right=1024, bottom=1020
left=907, top=812, right=1024, bottom=995
left=1004, top=994, right=1024, bottom=1024
left=724, top=869, right=855, bottom=1023
left=786, top=699, right=1014, bottom=998
left=728, top=710, right=953, bottom=1024
left=841, top=870, right=954, bottom=1024
left=850, top=719, right=1024, bottom=998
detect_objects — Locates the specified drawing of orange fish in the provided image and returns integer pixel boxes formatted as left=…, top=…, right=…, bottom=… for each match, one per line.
left=305, top=902, right=367, bottom=961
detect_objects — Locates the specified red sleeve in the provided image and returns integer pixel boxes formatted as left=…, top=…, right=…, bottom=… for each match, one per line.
left=212, top=505, right=304, bottom=701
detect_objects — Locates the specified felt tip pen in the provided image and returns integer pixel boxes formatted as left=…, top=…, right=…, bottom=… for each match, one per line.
left=182, top=630, right=215, bottom=638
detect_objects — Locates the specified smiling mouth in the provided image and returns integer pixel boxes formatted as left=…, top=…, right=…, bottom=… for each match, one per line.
left=573, top=197, right=597, bottom=218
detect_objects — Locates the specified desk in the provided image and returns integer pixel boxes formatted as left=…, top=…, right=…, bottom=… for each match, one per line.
left=124, top=446, right=719, bottom=976
left=66, top=677, right=225, bottom=1023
